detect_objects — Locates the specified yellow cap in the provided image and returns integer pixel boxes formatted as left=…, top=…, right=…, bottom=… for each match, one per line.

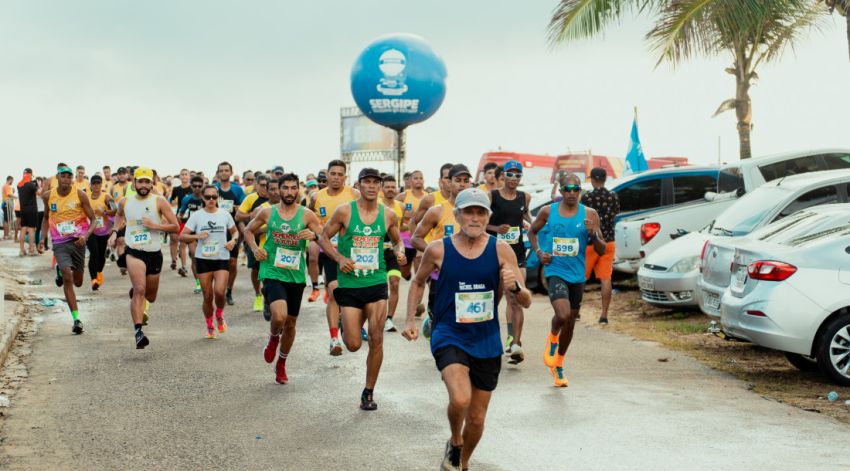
left=134, top=167, right=154, bottom=181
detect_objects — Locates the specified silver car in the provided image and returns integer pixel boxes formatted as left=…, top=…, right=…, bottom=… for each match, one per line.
left=718, top=210, right=850, bottom=385
left=696, top=170, right=850, bottom=315
left=637, top=232, right=707, bottom=307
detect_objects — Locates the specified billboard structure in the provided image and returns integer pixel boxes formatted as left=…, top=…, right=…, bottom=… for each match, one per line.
left=340, top=106, right=401, bottom=181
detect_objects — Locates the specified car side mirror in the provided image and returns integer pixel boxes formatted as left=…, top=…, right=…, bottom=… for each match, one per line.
left=736, top=187, right=746, bottom=197
left=845, top=246, right=850, bottom=254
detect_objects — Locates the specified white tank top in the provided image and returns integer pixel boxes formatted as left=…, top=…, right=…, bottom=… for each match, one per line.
left=124, top=194, right=163, bottom=252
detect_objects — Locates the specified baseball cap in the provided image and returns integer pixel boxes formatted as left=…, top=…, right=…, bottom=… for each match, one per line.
left=57, top=166, right=73, bottom=175
left=590, top=167, right=607, bottom=180
left=448, top=164, right=472, bottom=179
left=317, top=170, right=327, bottom=178
left=134, top=167, right=154, bottom=181
left=454, top=188, right=491, bottom=213
left=272, top=165, right=284, bottom=173
left=23, top=168, right=33, bottom=174
left=306, top=179, right=318, bottom=188
left=503, top=160, right=522, bottom=172
left=116, top=166, right=127, bottom=174
left=90, top=175, right=103, bottom=184
left=358, top=168, right=381, bottom=182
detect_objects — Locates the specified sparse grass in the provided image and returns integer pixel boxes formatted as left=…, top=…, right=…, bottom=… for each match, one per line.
left=581, top=284, right=850, bottom=424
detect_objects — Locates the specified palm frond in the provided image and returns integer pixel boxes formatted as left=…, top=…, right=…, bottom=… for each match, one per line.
left=547, top=0, right=659, bottom=46
left=753, top=2, right=831, bottom=69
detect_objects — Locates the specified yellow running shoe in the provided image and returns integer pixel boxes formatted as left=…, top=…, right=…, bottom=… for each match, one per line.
left=543, top=333, right=559, bottom=368
left=551, top=366, right=568, bottom=387
left=206, top=326, right=217, bottom=339
left=253, top=295, right=264, bottom=312
left=216, top=317, right=227, bottom=334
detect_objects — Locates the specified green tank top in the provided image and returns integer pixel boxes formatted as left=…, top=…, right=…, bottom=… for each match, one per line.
left=259, top=205, right=307, bottom=284
left=338, top=201, right=387, bottom=288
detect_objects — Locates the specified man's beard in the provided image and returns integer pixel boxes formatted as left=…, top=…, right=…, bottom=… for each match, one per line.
left=282, top=195, right=296, bottom=205
left=137, top=188, right=150, bottom=196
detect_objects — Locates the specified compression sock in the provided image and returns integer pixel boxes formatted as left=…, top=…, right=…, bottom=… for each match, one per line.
left=205, top=317, right=214, bottom=329
left=70, top=310, right=79, bottom=320
left=279, top=352, right=287, bottom=362
left=330, top=327, right=339, bottom=339
left=134, top=323, right=142, bottom=332
left=507, top=323, right=514, bottom=337
left=215, top=307, right=224, bottom=320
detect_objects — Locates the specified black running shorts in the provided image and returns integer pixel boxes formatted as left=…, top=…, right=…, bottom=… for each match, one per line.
left=125, top=248, right=163, bottom=276
left=196, top=258, right=229, bottom=274
left=334, top=283, right=388, bottom=310
left=434, top=345, right=502, bottom=392
left=262, top=279, right=306, bottom=317
left=546, top=276, right=584, bottom=309
left=319, top=252, right=338, bottom=283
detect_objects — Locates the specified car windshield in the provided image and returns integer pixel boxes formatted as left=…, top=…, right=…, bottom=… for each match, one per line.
left=782, top=225, right=850, bottom=247
left=711, top=187, right=789, bottom=236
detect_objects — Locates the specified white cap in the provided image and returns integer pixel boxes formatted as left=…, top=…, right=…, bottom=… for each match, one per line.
left=455, top=188, right=491, bottom=213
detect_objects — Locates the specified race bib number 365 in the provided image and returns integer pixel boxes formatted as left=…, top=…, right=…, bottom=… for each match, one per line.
left=553, top=237, right=579, bottom=257
left=455, top=291, right=495, bottom=324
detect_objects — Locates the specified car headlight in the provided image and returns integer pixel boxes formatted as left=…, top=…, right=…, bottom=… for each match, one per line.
left=669, top=256, right=700, bottom=273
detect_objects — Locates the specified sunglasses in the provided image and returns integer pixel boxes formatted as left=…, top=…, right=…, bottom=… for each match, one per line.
left=245, top=178, right=255, bottom=182
left=560, top=185, right=582, bottom=193
left=505, top=172, right=522, bottom=179
left=192, top=184, right=203, bottom=188
left=203, top=194, right=218, bottom=201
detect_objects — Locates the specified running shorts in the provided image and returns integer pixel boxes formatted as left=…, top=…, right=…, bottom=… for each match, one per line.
left=335, top=283, right=388, bottom=310
left=262, top=279, right=306, bottom=317
left=54, top=241, right=85, bottom=273
left=319, top=252, right=338, bottom=284
left=546, top=276, right=584, bottom=309
left=434, top=345, right=501, bottom=392
left=196, top=258, right=229, bottom=274
left=585, top=241, right=615, bottom=281
left=125, top=248, right=163, bottom=276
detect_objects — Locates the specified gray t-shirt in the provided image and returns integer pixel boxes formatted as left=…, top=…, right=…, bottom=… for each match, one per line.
left=185, top=208, right=235, bottom=260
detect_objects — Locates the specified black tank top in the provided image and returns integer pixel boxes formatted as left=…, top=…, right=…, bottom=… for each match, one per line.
left=487, top=190, right=526, bottom=260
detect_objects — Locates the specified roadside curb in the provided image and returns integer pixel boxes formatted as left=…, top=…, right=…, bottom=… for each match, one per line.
left=0, top=307, right=22, bottom=370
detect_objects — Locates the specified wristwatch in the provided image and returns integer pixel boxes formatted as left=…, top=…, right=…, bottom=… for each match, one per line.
left=509, top=281, right=521, bottom=293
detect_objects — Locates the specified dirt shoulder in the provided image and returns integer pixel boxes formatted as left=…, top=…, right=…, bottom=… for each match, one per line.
left=581, top=282, right=850, bottom=424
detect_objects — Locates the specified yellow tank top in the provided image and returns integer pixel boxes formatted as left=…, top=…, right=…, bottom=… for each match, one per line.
left=402, top=191, right=424, bottom=218
left=314, top=187, right=355, bottom=224
left=433, top=190, right=448, bottom=206
left=89, top=192, right=111, bottom=235
left=425, top=201, right=457, bottom=243
left=48, top=188, right=90, bottom=244
left=111, top=182, right=127, bottom=199
left=382, top=199, right=403, bottom=227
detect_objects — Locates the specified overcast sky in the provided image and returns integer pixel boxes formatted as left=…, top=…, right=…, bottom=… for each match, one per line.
left=1, top=0, right=848, bottom=183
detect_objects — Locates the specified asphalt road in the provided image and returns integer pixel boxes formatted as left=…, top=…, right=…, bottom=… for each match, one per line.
left=0, top=251, right=848, bottom=470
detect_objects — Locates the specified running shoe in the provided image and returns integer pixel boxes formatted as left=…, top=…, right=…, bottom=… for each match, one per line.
left=307, top=288, right=320, bottom=302
left=384, top=318, right=396, bottom=333
left=361, top=328, right=368, bottom=341
left=360, top=390, right=377, bottom=411
left=120, top=267, right=127, bottom=276
left=178, top=267, right=188, bottom=277
left=170, top=261, right=177, bottom=270
left=441, top=439, right=462, bottom=471
left=216, top=317, right=227, bottom=333
left=274, top=360, right=288, bottom=384
left=205, top=326, right=217, bottom=339
left=422, top=316, right=432, bottom=340
left=329, top=337, right=343, bottom=356
left=323, top=289, right=329, bottom=304
left=508, top=344, right=525, bottom=364
left=504, top=334, right=514, bottom=353
left=226, top=289, right=234, bottom=306
left=92, top=279, right=99, bottom=291
left=551, top=366, right=568, bottom=387
left=598, top=317, right=609, bottom=325
left=54, top=266, right=63, bottom=287
left=543, top=333, right=558, bottom=368
left=96, top=272, right=104, bottom=287
left=72, top=319, right=84, bottom=335
left=193, top=280, right=201, bottom=294
left=263, top=335, right=280, bottom=363
left=415, top=303, right=425, bottom=318
left=135, top=330, right=149, bottom=349
left=253, top=295, right=264, bottom=312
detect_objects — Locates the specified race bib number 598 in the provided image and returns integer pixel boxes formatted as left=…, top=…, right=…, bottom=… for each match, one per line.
left=553, top=237, right=579, bottom=257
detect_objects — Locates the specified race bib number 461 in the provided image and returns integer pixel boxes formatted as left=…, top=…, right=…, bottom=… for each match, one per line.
left=553, top=237, right=579, bottom=257
left=455, top=291, right=495, bottom=324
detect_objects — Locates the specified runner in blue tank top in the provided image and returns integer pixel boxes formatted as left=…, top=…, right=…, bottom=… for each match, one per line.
left=528, top=173, right=606, bottom=388
left=403, top=188, right=531, bottom=471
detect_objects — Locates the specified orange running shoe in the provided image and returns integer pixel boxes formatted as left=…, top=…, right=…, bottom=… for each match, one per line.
left=91, top=279, right=100, bottom=291
left=308, top=288, right=320, bottom=302
left=216, top=317, right=227, bottom=333
left=275, top=359, right=288, bottom=384
left=543, top=333, right=559, bottom=368
left=205, top=326, right=217, bottom=339
left=96, top=272, right=104, bottom=287
left=323, top=289, right=329, bottom=304
left=551, top=366, right=568, bottom=387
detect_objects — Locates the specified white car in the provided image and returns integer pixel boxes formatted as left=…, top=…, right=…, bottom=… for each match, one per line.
left=617, top=149, right=850, bottom=273
left=698, top=170, right=850, bottom=316
left=717, top=210, right=850, bottom=386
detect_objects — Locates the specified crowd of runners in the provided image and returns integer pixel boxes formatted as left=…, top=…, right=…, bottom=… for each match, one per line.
left=6, top=158, right=619, bottom=471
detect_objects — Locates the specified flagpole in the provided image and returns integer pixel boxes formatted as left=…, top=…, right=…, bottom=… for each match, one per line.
left=634, top=105, right=638, bottom=124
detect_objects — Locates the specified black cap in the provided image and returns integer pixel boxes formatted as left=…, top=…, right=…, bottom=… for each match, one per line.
left=317, top=170, right=327, bottom=178
left=590, top=167, right=607, bottom=180
left=90, top=175, right=103, bottom=184
left=448, top=164, right=472, bottom=179
left=117, top=167, right=127, bottom=174
left=358, top=167, right=381, bottom=181
left=23, top=168, right=32, bottom=174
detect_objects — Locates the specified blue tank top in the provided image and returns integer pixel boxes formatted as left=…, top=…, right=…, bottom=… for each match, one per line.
left=542, top=203, right=588, bottom=284
left=431, top=236, right=503, bottom=359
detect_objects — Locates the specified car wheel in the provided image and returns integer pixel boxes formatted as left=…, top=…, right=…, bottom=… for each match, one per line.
left=783, top=352, right=819, bottom=372
left=815, top=314, right=850, bottom=387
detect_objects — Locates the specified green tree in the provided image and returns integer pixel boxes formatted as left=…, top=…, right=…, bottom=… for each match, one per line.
left=822, top=0, right=849, bottom=61
left=548, top=0, right=830, bottom=159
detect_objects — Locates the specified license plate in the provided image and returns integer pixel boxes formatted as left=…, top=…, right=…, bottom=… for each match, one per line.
left=732, top=266, right=748, bottom=290
left=704, top=291, right=720, bottom=310
left=639, top=277, right=655, bottom=291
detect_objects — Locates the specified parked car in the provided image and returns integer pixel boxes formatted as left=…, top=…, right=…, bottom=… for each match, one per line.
left=717, top=211, right=850, bottom=385
left=616, top=149, right=850, bottom=274
left=698, top=170, right=850, bottom=315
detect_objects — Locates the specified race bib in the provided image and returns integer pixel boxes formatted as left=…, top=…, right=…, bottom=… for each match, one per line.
left=95, top=217, right=106, bottom=229
left=219, top=199, right=234, bottom=212
left=274, top=247, right=301, bottom=270
left=129, top=227, right=152, bottom=249
left=444, top=225, right=454, bottom=237
left=455, top=291, right=495, bottom=324
left=56, top=221, right=78, bottom=236
left=201, top=240, right=221, bottom=257
left=351, top=247, right=379, bottom=271
left=497, top=226, right=520, bottom=245
left=553, top=237, right=579, bottom=257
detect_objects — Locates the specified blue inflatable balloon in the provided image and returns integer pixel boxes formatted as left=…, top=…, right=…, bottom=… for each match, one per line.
left=351, top=34, right=447, bottom=131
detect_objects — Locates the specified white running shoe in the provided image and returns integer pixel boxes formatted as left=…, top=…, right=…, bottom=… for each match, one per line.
left=384, top=318, right=397, bottom=332
left=508, top=343, right=525, bottom=364
left=329, top=337, right=343, bottom=356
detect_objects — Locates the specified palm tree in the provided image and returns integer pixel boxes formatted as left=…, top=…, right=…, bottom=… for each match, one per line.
left=548, top=0, right=830, bottom=159
left=822, top=0, right=849, bottom=61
